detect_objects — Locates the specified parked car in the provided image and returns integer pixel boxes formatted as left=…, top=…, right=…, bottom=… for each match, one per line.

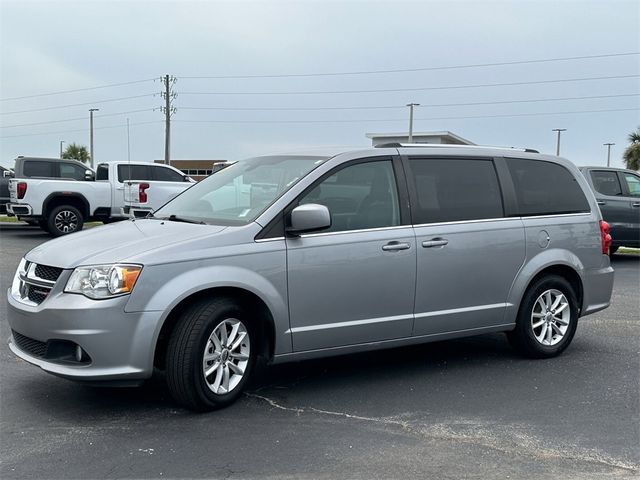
left=12, top=156, right=94, bottom=181
left=579, top=166, right=640, bottom=254
left=7, top=145, right=614, bottom=411
left=0, top=165, right=13, bottom=214
left=7, top=161, right=194, bottom=236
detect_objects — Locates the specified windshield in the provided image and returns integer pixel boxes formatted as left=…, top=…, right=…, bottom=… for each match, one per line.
left=154, top=155, right=328, bottom=225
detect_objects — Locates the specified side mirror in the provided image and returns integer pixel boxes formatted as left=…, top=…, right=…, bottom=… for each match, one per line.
left=84, top=169, right=95, bottom=181
left=3, top=170, right=13, bottom=178
left=287, top=203, right=331, bottom=235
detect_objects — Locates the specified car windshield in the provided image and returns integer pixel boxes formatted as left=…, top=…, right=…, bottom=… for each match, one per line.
left=154, top=155, right=328, bottom=225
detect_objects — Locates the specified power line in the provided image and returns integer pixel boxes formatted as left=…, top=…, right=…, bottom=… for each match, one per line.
left=0, top=94, right=157, bottom=115
left=179, top=52, right=640, bottom=79
left=0, top=109, right=154, bottom=129
left=179, top=74, right=640, bottom=96
left=0, top=120, right=163, bottom=139
left=0, top=78, right=156, bottom=102
left=179, top=93, right=640, bottom=111
left=172, top=107, right=639, bottom=124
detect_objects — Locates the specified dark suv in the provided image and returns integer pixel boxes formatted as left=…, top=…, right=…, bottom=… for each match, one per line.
left=580, top=166, right=640, bottom=253
left=13, top=156, right=93, bottom=181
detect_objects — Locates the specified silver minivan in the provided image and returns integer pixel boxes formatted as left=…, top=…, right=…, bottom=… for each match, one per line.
left=7, top=145, right=615, bottom=410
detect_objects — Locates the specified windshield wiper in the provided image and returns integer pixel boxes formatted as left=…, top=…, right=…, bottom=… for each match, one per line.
left=161, top=214, right=206, bottom=225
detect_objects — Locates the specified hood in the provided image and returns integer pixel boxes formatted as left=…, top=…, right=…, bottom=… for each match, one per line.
left=25, top=219, right=227, bottom=268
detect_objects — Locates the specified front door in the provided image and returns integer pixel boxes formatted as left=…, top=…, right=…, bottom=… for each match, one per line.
left=405, top=157, right=525, bottom=336
left=286, top=158, right=416, bottom=351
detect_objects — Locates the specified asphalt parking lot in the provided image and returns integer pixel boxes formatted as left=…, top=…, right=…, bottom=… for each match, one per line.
left=0, top=223, right=638, bottom=479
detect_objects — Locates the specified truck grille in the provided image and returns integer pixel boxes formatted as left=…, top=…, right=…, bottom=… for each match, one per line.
left=12, top=330, right=47, bottom=358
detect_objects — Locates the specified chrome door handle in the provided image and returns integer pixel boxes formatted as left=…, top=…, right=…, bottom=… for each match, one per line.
left=382, top=242, right=410, bottom=251
left=632, top=202, right=640, bottom=207
left=422, top=239, right=449, bottom=248
left=597, top=200, right=606, bottom=206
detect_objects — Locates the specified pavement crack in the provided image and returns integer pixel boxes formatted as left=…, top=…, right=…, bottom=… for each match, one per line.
left=246, top=392, right=639, bottom=475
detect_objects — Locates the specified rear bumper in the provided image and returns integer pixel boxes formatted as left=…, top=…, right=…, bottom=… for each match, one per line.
left=7, top=203, right=32, bottom=216
left=581, top=258, right=615, bottom=317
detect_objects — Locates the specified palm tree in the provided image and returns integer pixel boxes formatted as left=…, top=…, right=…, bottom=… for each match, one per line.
left=623, top=127, right=640, bottom=171
left=61, top=143, right=90, bottom=164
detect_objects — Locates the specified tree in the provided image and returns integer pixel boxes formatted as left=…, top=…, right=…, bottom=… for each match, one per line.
left=62, top=143, right=90, bottom=164
left=623, top=127, right=640, bottom=171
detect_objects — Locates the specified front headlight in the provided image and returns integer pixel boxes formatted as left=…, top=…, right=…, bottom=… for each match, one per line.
left=65, top=264, right=142, bottom=299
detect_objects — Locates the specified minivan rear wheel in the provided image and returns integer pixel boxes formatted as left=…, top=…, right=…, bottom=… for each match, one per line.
left=166, top=298, right=257, bottom=411
left=507, top=275, right=578, bottom=358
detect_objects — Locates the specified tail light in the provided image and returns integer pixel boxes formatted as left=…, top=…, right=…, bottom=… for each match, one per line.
left=16, top=182, right=27, bottom=199
left=599, top=220, right=612, bottom=255
left=138, top=183, right=149, bottom=203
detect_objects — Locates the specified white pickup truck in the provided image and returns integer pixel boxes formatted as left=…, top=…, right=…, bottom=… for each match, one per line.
left=7, top=161, right=195, bottom=236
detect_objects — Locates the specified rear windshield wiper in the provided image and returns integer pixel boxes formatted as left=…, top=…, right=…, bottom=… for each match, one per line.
left=161, top=214, right=206, bottom=225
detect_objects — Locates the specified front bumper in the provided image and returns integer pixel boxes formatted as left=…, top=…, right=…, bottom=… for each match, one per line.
left=7, top=284, right=163, bottom=382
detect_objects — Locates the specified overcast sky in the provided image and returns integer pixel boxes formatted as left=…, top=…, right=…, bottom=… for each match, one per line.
left=1, top=0, right=639, bottom=169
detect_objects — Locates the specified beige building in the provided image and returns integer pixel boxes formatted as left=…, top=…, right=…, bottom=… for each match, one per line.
left=366, top=131, right=475, bottom=147
left=154, top=159, right=227, bottom=181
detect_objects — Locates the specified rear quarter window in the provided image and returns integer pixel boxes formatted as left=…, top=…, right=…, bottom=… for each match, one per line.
left=506, top=158, right=590, bottom=216
left=23, top=161, right=55, bottom=178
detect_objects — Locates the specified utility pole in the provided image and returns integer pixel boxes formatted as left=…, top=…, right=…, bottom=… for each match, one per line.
left=89, top=108, right=99, bottom=168
left=59, top=140, right=65, bottom=158
left=406, top=103, right=419, bottom=143
left=603, top=142, right=615, bottom=167
left=127, top=119, right=132, bottom=170
left=160, top=75, right=177, bottom=165
left=552, top=128, right=566, bottom=156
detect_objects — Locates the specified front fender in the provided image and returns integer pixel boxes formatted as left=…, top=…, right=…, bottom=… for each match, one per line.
left=126, top=258, right=290, bottom=355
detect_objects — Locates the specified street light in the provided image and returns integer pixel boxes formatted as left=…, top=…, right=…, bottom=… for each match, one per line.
left=603, top=143, right=615, bottom=167
left=406, top=103, right=420, bottom=143
left=59, top=140, right=65, bottom=158
left=89, top=108, right=99, bottom=168
left=552, top=128, right=566, bottom=156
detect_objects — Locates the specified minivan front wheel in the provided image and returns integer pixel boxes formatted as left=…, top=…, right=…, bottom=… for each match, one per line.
left=166, top=298, right=256, bottom=411
left=508, top=275, right=578, bottom=358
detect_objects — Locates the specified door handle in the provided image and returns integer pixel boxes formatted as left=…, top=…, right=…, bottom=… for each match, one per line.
left=422, top=238, right=449, bottom=248
left=382, top=241, right=410, bottom=251
left=597, top=200, right=606, bottom=206
left=632, top=202, right=640, bottom=208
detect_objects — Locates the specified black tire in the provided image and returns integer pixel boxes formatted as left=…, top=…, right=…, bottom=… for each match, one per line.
left=609, top=246, right=619, bottom=256
left=507, top=275, right=579, bottom=359
left=24, top=219, right=39, bottom=226
left=38, top=220, right=50, bottom=233
left=166, top=298, right=257, bottom=411
left=46, top=205, right=84, bottom=237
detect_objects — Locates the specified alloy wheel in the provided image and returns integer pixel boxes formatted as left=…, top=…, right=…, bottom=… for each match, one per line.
left=202, top=318, right=250, bottom=395
left=531, top=289, right=570, bottom=346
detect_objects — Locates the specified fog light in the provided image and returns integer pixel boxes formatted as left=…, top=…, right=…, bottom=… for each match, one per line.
left=75, top=345, right=83, bottom=362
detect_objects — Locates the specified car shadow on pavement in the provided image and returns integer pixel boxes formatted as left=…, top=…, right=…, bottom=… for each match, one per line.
left=7, top=332, right=517, bottom=417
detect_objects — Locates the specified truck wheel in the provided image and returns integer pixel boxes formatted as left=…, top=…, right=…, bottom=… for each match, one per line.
left=166, top=298, right=257, bottom=411
left=609, top=246, right=619, bottom=256
left=47, top=205, right=84, bottom=236
left=507, top=275, right=578, bottom=359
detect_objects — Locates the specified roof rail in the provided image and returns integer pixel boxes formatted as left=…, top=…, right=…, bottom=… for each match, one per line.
left=375, top=143, right=539, bottom=153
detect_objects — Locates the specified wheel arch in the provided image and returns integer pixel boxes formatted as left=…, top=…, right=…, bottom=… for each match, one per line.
left=153, top=286, right=276, bottom=370
left=43, top=192, right=90, bottom=219
left=509, top=250, right=585, bottom=318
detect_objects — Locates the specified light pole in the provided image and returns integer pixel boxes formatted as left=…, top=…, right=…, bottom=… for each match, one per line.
left=126, top=118, right=131, bottom=162
left=89, top=108, right=99, bottom=168
left=552, top=128, right=566, bottom=156
left=603, top=142, right=615, bottom=167
left=406, top=103, right=419, bottom=143
left=59, top=140, right=65, bottom=158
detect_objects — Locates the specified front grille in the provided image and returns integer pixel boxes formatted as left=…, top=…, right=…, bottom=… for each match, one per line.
left=26, top=285, right=49, bottom=304
left=34, top=264, right=62, bottom=282
left=12, top=330, right=47, bottom=358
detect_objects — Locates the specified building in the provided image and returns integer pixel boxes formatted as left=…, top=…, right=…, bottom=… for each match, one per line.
left=154, top=159, right=227, bottom=181
left=366, top=131, right=475, bottom=147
